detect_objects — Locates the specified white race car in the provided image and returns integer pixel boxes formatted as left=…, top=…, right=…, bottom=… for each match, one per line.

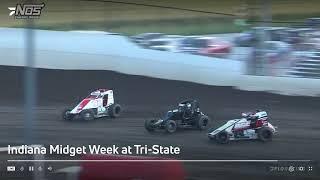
left=208, top=110, right=277, bottom=143
left=62, top=89, right=121, bottom=121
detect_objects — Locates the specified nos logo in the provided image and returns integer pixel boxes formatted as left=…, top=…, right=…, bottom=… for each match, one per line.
left=8, top=3, right=45, bottom=18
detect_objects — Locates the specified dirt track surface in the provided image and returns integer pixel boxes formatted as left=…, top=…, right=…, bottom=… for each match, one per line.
left=0, top=66, right=319, bottom=180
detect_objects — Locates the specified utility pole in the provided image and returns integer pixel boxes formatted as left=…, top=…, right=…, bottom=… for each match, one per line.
left=258, top=0, right=272, bottom=75
left=24, top=1, right=42, bottom=180
left=24, top=0, right=36, bottom=147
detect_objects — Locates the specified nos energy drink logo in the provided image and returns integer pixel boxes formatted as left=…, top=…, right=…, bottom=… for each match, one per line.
left=8, top=3, right=45, bottom=19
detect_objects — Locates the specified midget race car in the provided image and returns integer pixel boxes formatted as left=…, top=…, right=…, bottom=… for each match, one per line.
left=208, top=110, right=277, bottom=143
left=62, top=89, right=121, bottom=121
left=145, top=100, right=210, bottom=133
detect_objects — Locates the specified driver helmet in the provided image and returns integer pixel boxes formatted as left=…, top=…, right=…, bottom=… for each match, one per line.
left=249, top=110, right=267, bottom=120
left=186, top=103, right=192, bottom=108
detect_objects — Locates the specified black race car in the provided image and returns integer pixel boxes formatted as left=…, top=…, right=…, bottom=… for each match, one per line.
left=145, top=100, right=210, bottom=133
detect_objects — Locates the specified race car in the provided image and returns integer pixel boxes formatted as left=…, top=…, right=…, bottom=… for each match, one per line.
left=62, top=89, right=121, bottom=121
left=208, top=110, right=277, bottom=143
left=145, top=100, right=210, bottom=133
left=180, top=36, right=232, bottom=57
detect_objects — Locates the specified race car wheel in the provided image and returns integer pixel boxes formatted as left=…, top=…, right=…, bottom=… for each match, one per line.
left=62, top=109, right=73, bottom=121
left=258, top=127, right=273, bottom=142
left=196, top=115, right=210, bottom=130
left=145, top=119, right=157, bottom=132
left=216, top=131, right=230, bottom=144
left=208, top=135, right=215, bottom=140
left=165, top=120, right=177, bottom=133
left=80, top=109, right=95, bottom=121
left=108, top=104, right=121, bottom=118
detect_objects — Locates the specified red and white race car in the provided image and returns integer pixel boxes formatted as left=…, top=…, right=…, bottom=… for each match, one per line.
left=180, top=36, right=232, bottom=57
left=62, top=89, right=121, bottom=121
left=208, top=110, right=277, bottom=143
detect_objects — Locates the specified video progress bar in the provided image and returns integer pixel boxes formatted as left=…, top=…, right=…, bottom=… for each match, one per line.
left=7, top=159, right=312, bottom=163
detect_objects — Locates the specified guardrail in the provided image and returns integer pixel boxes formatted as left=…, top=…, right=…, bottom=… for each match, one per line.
left=0, top=28, right=319, bottom=97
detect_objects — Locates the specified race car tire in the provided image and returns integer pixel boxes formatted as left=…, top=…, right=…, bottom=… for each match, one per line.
left=62, top=109, right=73, bottom=121
left=257, top=127, right=273, bottom=142
left=196, top=115, right=210, bottom=130
left=80, top=109, right=95, bottom=121
left=108, top=104, right=121, bottom=118
left=208, top=135, right=215, bottom=140
left=144, top=119, right=157, bottom=132
left=165, top=120, right=177, bottom=133
left=216, top=131, right=230, bottom=144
